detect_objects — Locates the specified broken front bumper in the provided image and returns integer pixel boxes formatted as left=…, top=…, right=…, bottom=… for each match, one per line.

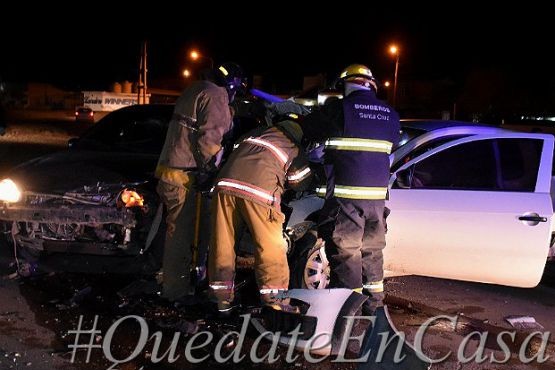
left=0, top=203, right=140, bottom=255
left=0, top=203, right=136, bottom=226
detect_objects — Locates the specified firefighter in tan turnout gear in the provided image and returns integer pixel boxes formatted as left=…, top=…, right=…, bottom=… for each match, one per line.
left=155, top=62, right=246, bottom=302
left=208, top=107, right=312, bottom=313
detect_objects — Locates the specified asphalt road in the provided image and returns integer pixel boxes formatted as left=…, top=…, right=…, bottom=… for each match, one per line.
left=1, top=119, right=555, bottom=370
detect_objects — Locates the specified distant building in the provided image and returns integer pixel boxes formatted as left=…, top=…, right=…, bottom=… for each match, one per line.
left=82, top=91, right=149, bottom=112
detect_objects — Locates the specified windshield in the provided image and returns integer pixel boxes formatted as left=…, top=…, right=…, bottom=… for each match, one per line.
left=75, top=105, right=174, bottom=154
left=395, top=126, right=428, bottom=150
left=74, top=101, right=269, bottom=154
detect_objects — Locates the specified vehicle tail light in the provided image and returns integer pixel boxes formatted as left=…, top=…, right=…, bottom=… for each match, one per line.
left=120, top=189, right=144, bottom=208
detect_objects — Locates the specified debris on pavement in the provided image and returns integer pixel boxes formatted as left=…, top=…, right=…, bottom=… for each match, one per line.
left=117, top=279, right=160, bottom=298
left=69, top=286, right=92, bottom=306
left=504, top=315, right=545, bottom=330
left=155, top=318, right=200, bottom=335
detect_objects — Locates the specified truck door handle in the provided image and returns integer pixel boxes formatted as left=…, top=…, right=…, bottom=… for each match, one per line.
left=518, top=215, right=548, bottom=223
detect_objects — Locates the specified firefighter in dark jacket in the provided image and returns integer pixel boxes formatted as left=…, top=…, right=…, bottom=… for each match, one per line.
left=208, top=110, right=312, bottom=313
left=155, top=62, right=246, bottom=301
left=301, top=64, right=400, bottom=314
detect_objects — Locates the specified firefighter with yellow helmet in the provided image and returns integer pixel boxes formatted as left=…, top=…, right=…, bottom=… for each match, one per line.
left=301, top=64, right=400, bottom=314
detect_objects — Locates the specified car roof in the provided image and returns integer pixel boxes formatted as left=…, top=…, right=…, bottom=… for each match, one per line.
left=111, top=104, right=174, bottom=114
left=392, top=119, right=554, bottom=167
left=400, top=119, right=496, bottom=131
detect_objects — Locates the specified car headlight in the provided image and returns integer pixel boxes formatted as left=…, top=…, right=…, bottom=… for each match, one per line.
left=120, top=189, right=144, bottom=208
left=0, top=179, right=22, bottom=203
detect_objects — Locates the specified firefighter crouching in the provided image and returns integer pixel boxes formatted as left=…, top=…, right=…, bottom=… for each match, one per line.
left=208, top=113, right=312, bottom=313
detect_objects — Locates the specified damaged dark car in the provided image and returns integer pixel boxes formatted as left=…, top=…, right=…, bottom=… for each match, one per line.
left=0, top=105, right=175, bottom=274
left=0, top=100, right=284, bottom=275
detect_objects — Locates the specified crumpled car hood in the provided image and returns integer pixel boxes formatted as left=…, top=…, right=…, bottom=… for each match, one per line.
left=7, top=150, right=159, bottom=193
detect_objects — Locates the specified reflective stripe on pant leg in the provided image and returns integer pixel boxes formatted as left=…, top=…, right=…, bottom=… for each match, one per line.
left=363, top=280, right=384, bottom=293
left=259, top=288, right=287, bottom=295
left=210, top=281, right=235, bottom=290
left=259, top=288, right=288, bottom=305
left=209, top=280, right=235, bottom=310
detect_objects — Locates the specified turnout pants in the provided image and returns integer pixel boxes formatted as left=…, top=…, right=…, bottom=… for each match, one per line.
left=209, top=192, right=289, bottom=307
left=318, top=198, right=387, bottom=310
left=157, top=181, right=197, bottom=300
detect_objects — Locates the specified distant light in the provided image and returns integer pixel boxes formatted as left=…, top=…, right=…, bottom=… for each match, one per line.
left=389, top=45, right=398, bottom=55
left=190, top=50, right=199, bottom=60
left=183, top=69, right=191, bottom=78
left=520, top=115, right=555, bottom=122
left=384, top=81, right=391, bottom=87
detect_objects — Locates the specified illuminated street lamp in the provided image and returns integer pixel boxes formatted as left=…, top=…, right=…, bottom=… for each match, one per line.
left=383, top=81, right=391, bottom=103
left=389, top=45, right=400, bottom=107
left=183, top=68, right=191, bottom=78
left=189, top=49, right=214, bottom=69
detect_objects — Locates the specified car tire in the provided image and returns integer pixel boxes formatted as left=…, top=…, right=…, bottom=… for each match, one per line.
left=289, top=230, right=330, bottom=289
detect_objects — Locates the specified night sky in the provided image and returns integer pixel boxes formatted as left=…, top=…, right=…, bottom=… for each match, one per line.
left=1, top=4, right=553, bottom=103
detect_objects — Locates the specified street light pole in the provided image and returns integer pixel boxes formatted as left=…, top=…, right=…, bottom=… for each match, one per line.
left=138, top=40, right=148, bottom=105
left=393, top=53, right=399, bottom=107
left=389, top=45, right=400, bottom=108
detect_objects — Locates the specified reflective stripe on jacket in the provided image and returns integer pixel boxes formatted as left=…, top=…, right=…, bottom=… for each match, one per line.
left=324, top=90, right=400, bottom=200
left=215, top=125, right=311, bottom=209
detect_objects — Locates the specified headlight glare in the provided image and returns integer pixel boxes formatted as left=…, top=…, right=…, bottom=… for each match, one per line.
left=0, top=179, right=22, bottom=203
left=120, top=189, right=144, bottom=208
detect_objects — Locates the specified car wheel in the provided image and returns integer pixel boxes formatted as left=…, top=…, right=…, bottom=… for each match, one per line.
left=303, top=241, right=330, bottom=289
left=289, top=232, right=330, bottom=289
